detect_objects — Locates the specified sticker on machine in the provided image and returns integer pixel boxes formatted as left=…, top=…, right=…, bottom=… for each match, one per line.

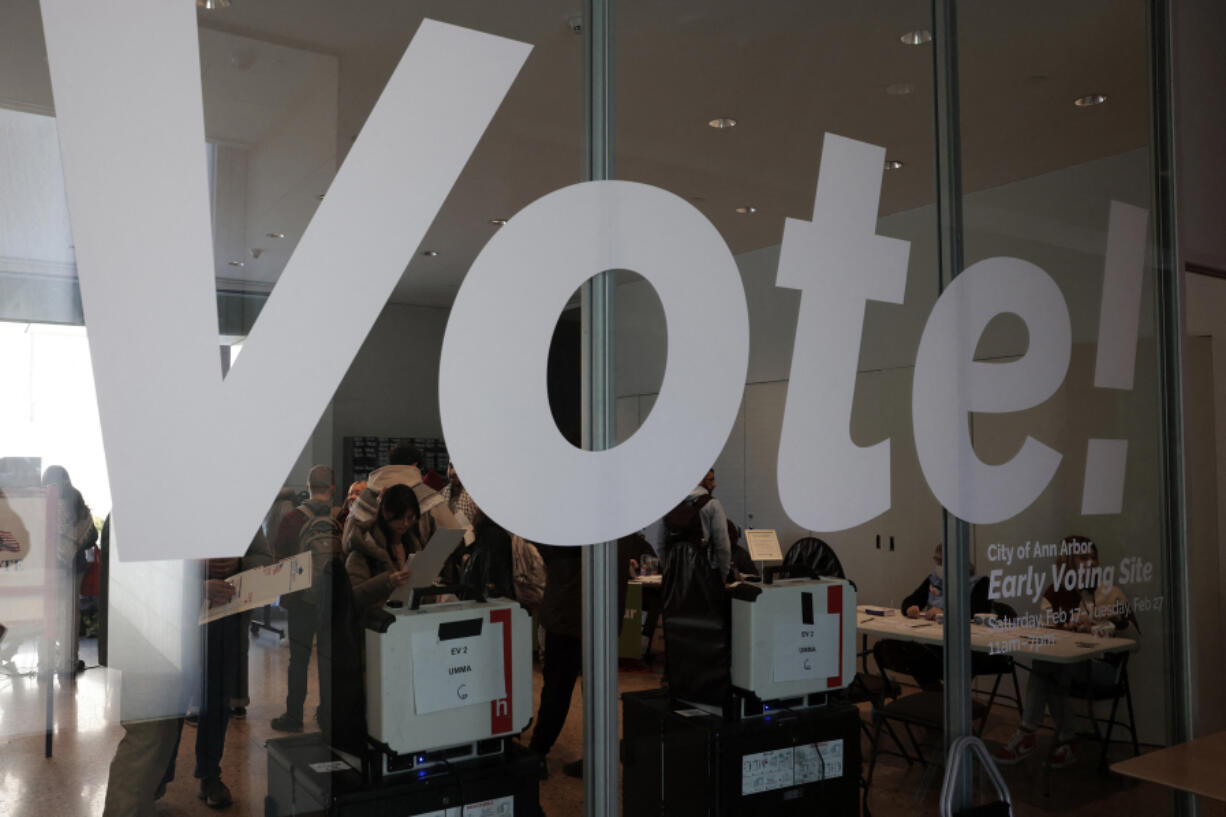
left=771, top=615, right=839, bottom=683
left=411, top=626, right=506, bottom=715
left=307, top=760, right=351, bottom=773
left=794, top=739, right=844, bottom=782
left=463, top=795, right=513, bottom=816
left=742, top=747, right=794, bottom=795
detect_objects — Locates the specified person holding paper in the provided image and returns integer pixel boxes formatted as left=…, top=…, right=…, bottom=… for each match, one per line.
left=344, top=483, right=418, bottom=615
left=343, top=443, right=458, bottom=560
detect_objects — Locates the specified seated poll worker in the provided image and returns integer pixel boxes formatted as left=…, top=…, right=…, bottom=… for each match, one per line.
left=993, top=537, right=1136, bottom=769
left=893, top=543, right=992, bottom=689
left=902, top=542, right=992, bottom=621
left=344, top=483, right=418, bottom=616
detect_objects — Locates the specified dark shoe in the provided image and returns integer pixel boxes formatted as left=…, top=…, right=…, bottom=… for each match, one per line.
left=562, top=758, right=583, bottom=779
left=199, top=777, right=232, bottom=809
left=185, top=713, right=199, bottom=727
left=153, top=780, right=167, bottom=801
left=230, top=706, right=246, bottom=719
left=271, top=713, right=304, bottom=733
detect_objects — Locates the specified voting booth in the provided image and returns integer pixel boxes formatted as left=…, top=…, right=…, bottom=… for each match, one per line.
left=365, top=595, right=533, bottom=774
left=622, top=689, right=861, bottom=817
left=729, top=575, right=857, bottom=706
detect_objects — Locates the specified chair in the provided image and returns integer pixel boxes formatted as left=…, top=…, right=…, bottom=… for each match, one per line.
left=1068, top=651, right=1140, bottom=769
left=782, top=535, right=847, bottom=581
left=865, top=639, right=988, bottom=794
left=968, top=601, right=1024, bottom=729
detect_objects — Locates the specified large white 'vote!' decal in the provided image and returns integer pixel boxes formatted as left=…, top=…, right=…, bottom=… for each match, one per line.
left=40, top=3, right=1147, bottom=560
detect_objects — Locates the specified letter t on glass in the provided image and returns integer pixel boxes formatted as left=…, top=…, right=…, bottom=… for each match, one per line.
left=775, top=133, right=910, bottom=531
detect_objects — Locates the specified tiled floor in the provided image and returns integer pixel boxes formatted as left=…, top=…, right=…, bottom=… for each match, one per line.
left=0, top=627, right=1219, bottom=816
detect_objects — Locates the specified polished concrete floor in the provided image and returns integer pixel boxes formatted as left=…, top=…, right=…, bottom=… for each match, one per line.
left=0, top=622, right=1220, bottom=817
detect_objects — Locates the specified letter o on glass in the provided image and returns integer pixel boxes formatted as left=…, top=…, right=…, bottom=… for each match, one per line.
left=440, top=181, right=749, bottom=545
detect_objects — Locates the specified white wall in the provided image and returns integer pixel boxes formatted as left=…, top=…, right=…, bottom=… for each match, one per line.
left=325, top=302, right=451, bottom=483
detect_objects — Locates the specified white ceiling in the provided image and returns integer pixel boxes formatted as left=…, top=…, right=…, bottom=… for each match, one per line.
left=0, top=0, right=1150, bottom=309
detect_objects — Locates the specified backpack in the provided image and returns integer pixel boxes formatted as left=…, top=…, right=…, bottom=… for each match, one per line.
left=510, top=535, right=546, bottom=612
left=296, top=503, right=342, bottom=604
left=662, top=494, right=713, bottom=545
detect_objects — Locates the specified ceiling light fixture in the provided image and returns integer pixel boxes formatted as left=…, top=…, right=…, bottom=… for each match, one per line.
left=1073, top=93, right=1108, bottom=107
left=265, top=232, right=284, bottom=239
left=735, top=206, right=757, bottom=215
left=196, top=0, right=231, bottom=9
left=900, top=29, right=932, bottom=45
left=489, top=218, right=507, bottom=226
left=422, top=250, right=440, bottom=257
left=884, top=160, right=904, bottom=170
left=227, top=260, right=244, bottom=267
left=707, top=117, right=737, bottom=129
left=885, top=83, right=914, bottom=96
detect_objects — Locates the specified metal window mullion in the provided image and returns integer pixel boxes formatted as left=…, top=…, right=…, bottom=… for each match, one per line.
left=1148, top=1, right=1194, bottom=815
left=931, top=2, right=974, bottom=810
left=580, top=1, right=618, bottom=816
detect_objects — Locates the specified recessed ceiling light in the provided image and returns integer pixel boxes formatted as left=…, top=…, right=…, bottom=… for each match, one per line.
left=196, top=0, right=231, bottom=9
left=1074, top=93, right=1108, bottom=107
left=489, top=218, right=507, bottom=226
left=266, top=232, right=284, bottom=239
left=886, top=83, right=914, bottom=96
left=900, top=29, right=932, bottom=45
left=421, top=250, right=439, bottom=257
left=316, top=193, right=325, bottom=201
left=735, top=206, right=757, bottom=215
left=884, top=160, right=904, bottom=170
left=707, top=117, right=737, bottom=129
left=227, top=260, right=245, bottom=267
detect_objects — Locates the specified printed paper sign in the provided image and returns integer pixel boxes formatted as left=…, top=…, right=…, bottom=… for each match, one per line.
left=411, top=624, right=506, bottom=715
left=308, top=760, right=351, bottom=773
left=772, top=615, right=839, bottom=683
left=795, top=740, right=844, bottom=783
left=199, top=552, right=311, bottom=625
left=742, top=747, right=794, bottom=795
left=463, top=796, right=513, bottom=817
left=745, top=529, right=783, bottom=562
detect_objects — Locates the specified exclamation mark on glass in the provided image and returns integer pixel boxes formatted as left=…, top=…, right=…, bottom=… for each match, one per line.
left=1082, top=201, right=1149, bottom=515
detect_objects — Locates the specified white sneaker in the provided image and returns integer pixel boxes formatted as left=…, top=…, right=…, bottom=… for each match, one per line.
left=992, top=729, right=1037, bottom=765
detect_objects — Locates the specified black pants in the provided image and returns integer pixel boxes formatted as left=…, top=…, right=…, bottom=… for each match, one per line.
left=284, top=600, right=318, bottom=721
left=528, top=630, right=581, bottom=757
left=195, top=616, right=236, bottom=781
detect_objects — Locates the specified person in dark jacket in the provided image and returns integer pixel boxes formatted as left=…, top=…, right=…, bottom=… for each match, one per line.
left=901, top=543, right=992, bottom=620
left=895, top=542, right=991, bottom=689
left=458, top=507, right=516, bottom=601
left=529, top=532, right=653, bottom=779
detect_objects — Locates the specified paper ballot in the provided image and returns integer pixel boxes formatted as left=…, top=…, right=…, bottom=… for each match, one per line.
left=199, top=552, right=312, bottom=625
left=389, top=526, right=468, bottom=604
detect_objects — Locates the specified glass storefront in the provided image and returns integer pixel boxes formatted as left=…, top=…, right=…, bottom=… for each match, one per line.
left=0, top=1, right=1219, bottom=816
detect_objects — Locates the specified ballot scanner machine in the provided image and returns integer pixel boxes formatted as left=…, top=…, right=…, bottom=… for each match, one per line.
left=267, top=594, right=536, bottom=816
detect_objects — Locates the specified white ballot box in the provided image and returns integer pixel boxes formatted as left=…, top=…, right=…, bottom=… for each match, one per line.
left=365, top=596, right=532, bottom=772
left=730, top=576, right=857, bottom=703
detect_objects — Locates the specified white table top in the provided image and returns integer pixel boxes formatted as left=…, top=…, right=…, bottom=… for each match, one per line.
left=855, top=604, right=1137, bottom=664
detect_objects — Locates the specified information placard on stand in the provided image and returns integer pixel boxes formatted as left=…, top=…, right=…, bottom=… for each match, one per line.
left=745, top=529, right=783, bottom=577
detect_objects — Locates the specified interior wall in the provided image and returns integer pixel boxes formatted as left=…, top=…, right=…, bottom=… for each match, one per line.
left=327, top=302, right=450, bottom=484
